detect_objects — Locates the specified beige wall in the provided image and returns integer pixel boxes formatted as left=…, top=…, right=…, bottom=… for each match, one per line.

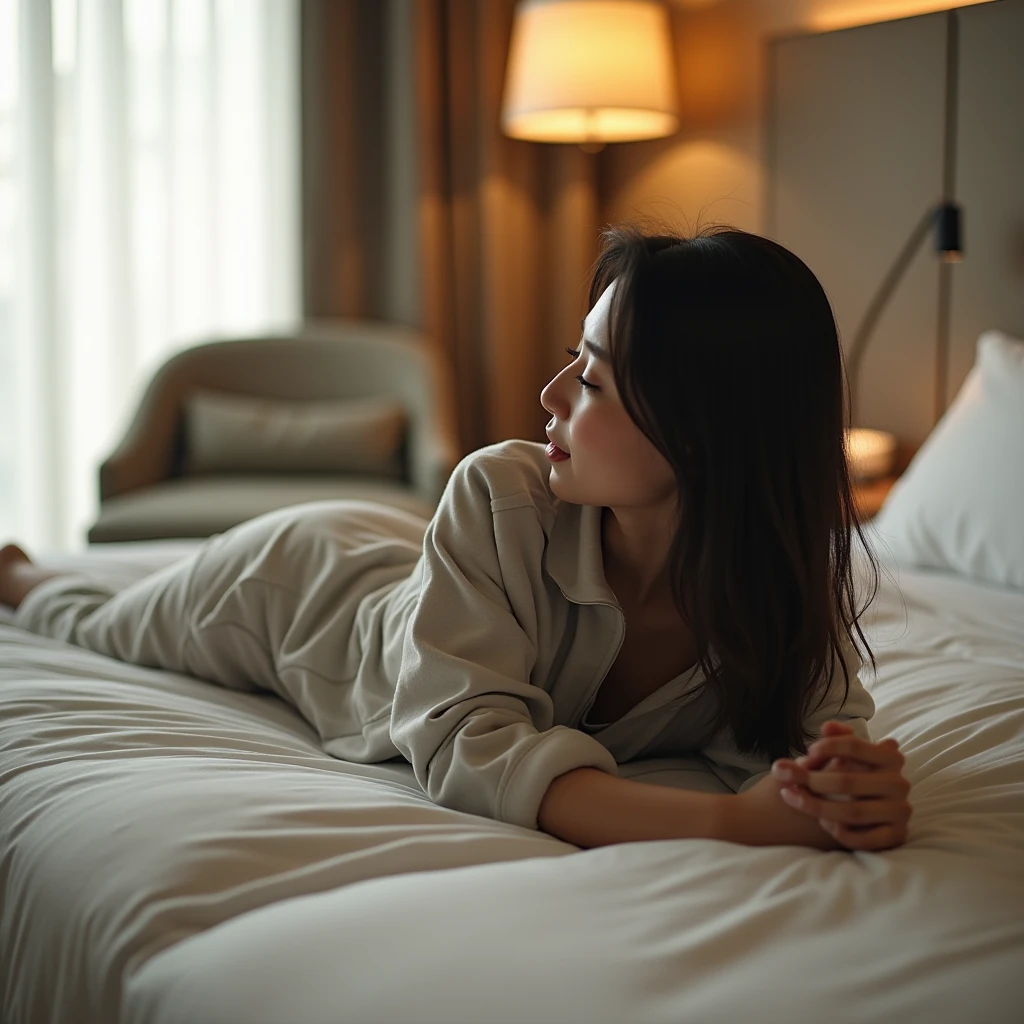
left=603, top=0, right=997, bottom=232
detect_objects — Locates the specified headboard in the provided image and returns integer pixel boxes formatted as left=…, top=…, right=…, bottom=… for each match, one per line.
left=765, top=0, right=1024, bottom=456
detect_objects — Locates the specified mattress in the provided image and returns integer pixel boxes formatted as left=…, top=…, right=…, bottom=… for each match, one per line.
left=1, top=538, right=1022, bottom=1024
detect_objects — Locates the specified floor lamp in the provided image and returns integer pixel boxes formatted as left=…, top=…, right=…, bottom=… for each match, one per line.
left=501, top=0, right=679, bottom=151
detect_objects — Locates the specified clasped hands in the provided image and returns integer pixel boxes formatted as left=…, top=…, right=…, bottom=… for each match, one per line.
left=770, top=720, right=913, bottom=851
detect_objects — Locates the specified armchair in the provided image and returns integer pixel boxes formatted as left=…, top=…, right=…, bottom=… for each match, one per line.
left=88, top=319, right=462, bottom=543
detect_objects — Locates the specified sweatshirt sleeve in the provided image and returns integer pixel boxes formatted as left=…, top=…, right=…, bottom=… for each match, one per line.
left=388, top=452, right=619, bottom=831
left=701, top=632, right=876, bottom=795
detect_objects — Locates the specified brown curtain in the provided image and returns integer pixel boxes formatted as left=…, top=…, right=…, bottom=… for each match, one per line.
left=302, top=0, right=608, bottom=455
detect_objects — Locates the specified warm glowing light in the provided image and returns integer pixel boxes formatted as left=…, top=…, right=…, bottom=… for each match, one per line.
left=809, top=0, right=995, bottom=33
left=845, top=427, right=897, bottom=481
left=502, top=0, right=680, bottom=144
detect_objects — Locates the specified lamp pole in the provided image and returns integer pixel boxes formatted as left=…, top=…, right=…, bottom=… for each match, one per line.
left=846, top=206, right=936, bottom=426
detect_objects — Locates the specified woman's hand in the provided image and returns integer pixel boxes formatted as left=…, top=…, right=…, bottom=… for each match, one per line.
left=770, top=720, right=913, bottom=852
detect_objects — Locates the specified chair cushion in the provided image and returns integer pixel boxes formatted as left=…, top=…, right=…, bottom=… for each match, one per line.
left=88, top=476, right=435, bottom=543
left=181, top=391, right=408, bottom=478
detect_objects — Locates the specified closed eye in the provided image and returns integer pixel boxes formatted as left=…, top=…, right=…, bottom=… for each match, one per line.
left=564, top=346, right=599, bottom=391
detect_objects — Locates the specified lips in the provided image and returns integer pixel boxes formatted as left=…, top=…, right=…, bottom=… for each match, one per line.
left=545, top=431, right=569, bottom=454
left=545, top=442, right=570, bottom=462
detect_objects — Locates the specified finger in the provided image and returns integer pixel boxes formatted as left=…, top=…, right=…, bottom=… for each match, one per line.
left=805, top=736, right=904, bottom=771
left=820, top=819, right=908, bottom=851
left=801, top=770, right=911, bottom=800
left=772, top=763, right=875, bottom=795
left=820, top=720, right=855, bottom=735
left=806, top=722, right=854, bottom=760
left=780, top=787, right=911, bottom=827
left=773, top=754, right=871, bottom=780
left=789, top=743, right=876, bottom=772
left=829, top=756, right=874, bottom=774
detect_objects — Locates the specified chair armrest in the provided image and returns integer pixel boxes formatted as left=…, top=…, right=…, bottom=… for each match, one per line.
left=409, top=432, right=462, bottom=508
left=406, top=340, right=463, bottom=507
left=99, top=387, right=181, bottom=502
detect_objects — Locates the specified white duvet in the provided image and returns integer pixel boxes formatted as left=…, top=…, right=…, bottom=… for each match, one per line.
left=1, top=539, right=1022, bottom=1024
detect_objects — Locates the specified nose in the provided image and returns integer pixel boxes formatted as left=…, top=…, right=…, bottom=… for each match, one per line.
left=539, top=363, right=570, bottom=419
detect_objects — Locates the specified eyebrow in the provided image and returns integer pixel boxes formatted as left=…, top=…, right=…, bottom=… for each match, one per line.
left=579, top=318, right=609, bottom=361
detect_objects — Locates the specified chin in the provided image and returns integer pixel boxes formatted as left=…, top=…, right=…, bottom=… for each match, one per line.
left=548, top=464, right=603, bottom=507
left=547, top=463, right=580, bottom=501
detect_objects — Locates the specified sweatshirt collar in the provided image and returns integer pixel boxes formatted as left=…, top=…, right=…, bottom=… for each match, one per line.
left=545, top=499, right=622, bottom=608
left=546, top=495, right=711, bottom=707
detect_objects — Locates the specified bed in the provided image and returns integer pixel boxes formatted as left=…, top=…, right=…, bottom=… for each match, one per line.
left=3, top=441, right=1024, bottom=1024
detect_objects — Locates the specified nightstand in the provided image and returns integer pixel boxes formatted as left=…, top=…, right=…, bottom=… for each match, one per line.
left=853, top=475, right=899, bottom=521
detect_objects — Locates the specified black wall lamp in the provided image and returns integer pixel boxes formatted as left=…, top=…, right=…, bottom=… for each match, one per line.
left=846, top=199, right=965, bottom=422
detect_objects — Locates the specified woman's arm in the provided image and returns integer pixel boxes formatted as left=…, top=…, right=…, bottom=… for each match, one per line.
left=389, top=451, right=622, bottom=832
left=538, top=768, right=722, bottom=848
left=538, top=766, right=842, bottom=850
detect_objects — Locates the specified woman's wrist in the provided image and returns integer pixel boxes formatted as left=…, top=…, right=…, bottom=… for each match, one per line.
left=722, top=775, right=844, bottom=850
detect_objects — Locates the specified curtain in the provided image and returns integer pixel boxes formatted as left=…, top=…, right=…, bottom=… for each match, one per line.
left=301, top=0, right=605, bottom=455
left=2, top=0, right=301, bottom=552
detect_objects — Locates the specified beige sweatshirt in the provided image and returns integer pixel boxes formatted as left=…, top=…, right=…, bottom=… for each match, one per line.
left=329, top=439, right=874, bottom=832
left=12, top=438, right=875, bottom=834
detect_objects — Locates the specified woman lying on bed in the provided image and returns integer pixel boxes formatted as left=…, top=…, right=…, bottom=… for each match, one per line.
left=0, top=222, right=912, bottom=853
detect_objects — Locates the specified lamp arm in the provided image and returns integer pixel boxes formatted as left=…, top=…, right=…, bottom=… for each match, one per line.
left=846, top=205, right=936, bottom=422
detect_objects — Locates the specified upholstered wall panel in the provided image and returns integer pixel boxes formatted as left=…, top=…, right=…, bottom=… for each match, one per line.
left=947, top=0, right=1024, bottom=399
left=767, top=1, right=1024, bottom=452
left=767, top=12, right=949, bottom=450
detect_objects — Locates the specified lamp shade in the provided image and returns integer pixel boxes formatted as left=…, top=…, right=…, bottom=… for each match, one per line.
left=501, top=0, right=680, bottom=144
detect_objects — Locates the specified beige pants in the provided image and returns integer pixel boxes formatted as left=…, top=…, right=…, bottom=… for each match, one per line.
left=13, top=501, right=428, bottom=754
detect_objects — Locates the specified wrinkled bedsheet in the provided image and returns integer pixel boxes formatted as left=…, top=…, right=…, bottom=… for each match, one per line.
left=1, top=538, right=1022, bottom=1024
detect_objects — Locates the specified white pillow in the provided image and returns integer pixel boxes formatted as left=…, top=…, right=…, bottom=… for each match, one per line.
left=869, top=329, right=1024, bottom=591
left=182, top=390, right=408, bottom=479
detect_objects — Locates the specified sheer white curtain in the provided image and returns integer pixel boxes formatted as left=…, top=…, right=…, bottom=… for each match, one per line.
left=1, top=0, right=301, bottom=553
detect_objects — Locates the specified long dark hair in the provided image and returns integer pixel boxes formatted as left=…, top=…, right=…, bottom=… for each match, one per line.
left=588, top=222, right=881, bottom=761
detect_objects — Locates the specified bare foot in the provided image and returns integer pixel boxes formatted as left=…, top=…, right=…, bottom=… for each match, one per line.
left=0, top=543, right=64, bottom=610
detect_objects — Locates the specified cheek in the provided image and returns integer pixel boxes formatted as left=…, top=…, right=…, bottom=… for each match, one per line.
left=570, top=406, right=616, bottom=456
left=574, top=408, right=673, bottom=497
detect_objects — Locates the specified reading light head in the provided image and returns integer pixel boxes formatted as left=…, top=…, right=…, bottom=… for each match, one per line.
left=935, top=202, right=963, bottom=260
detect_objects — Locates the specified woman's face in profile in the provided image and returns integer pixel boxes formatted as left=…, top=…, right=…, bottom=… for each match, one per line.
left=539, top=278, right=676, bottom=510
